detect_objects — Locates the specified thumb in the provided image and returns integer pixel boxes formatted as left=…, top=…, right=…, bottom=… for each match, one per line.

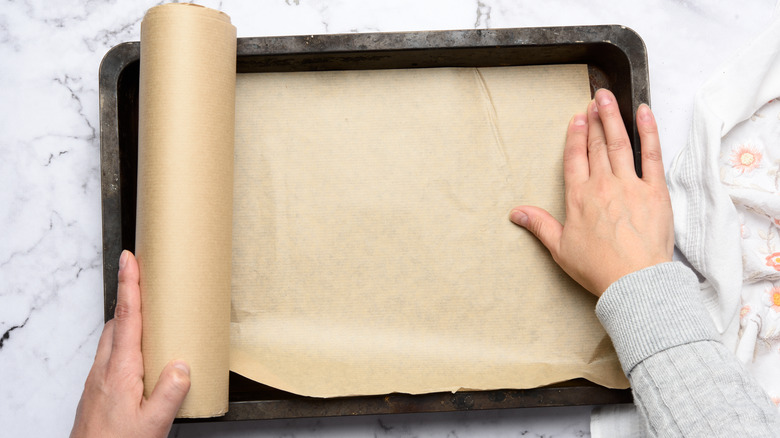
left=144, top=360, right=191, bottom=428
left=509, top=206, right=563, bottom=258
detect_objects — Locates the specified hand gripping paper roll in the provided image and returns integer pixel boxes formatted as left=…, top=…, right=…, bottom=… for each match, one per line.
left=136, top=4, right=236, bottom=418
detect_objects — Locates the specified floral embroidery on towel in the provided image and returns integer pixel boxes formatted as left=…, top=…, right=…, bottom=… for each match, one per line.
left=761, top=287, right=780, bottom=339
left=740, top=213, right=752, bottom=239
left=765, top=287, right=780, bottom=314
left=766, top=253, right=780, bottom=271
left=729, top=144, right=763, bottom=174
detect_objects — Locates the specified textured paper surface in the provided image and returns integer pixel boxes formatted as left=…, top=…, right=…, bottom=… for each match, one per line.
left=136, top=4, right=236, bottom=418
left=230, top=65, right=629, bottom=396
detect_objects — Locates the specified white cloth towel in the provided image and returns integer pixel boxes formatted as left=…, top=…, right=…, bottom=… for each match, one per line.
left=591, top=404, right=647, bottom=438
left=667, top=10, right=780, bottom=411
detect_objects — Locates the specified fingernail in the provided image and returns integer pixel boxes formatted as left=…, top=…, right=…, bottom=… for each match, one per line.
left=118, top=250, right=129, bottom=272
left=590, top=100, right=598, bottom=113
left=572, top=113, right=587, bottom=126
left=638, top=103, right=652, bottom=122
left=172, top=360, right=190, bottom=376
left=597, top=89, right=612, bottom=106
left=510, top=209, right=529, bottom=227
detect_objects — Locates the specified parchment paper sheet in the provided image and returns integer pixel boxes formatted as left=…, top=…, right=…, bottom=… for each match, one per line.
left=230, top=65, right=628, bottom=397
left=135, top=4, right=628, bottom=419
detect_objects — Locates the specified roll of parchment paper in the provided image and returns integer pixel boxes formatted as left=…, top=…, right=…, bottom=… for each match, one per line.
left=136, top=4, right=236, bottom=418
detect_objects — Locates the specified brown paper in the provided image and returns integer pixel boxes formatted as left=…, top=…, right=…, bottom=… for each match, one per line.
left=136, top=3, right=236, bottom=418
left=135, top=4, right=628, bottom=418
left=230, top=65, right=628, bottom=396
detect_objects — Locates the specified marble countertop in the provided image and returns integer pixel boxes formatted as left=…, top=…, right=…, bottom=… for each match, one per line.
left=1, top=0, right=777, bottom=436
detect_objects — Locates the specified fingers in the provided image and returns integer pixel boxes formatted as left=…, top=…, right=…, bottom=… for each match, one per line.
left=586, top=99, right=612, bottom=175
left=509, top=206, right=563, bottom=260
left=636, top=104, right=666, bottom=186
left=563, top=113, right=589, bottom=187
left=110, top=250, right=143, bottom=369
left=94, top=320, right=115, bottom=367
left=144, top=360, right=191, bottom=427
left=594, top=89, right=635, bottom=178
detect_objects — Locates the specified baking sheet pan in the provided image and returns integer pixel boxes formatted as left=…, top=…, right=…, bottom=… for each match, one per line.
left=99, top=25, right=647, bottom=421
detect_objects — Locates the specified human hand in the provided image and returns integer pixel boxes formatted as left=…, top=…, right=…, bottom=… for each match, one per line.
left=510, top=89, right=673, bottom=296
left=71, top=250, right=190, bottom=438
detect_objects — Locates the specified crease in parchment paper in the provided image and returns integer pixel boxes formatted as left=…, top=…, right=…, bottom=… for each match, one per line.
left=474, top=68, right=510, bottom=167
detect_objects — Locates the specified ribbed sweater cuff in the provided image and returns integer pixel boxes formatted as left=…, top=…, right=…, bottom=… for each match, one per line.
left=595, top=262, right=720, bottom=376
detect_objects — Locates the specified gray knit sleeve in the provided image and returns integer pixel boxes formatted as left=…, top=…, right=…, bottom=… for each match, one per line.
left=596, top=262, right=780, bottom=437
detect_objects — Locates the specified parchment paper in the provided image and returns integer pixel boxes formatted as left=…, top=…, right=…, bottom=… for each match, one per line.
left=230, top=65, right=628, bottom=396
left=136, top=3, right=236, bottom=418
left=135, top=4, right=628, bottom=419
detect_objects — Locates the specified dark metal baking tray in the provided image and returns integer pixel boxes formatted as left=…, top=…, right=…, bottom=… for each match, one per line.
left=99, top=25, right=646, bottom=421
